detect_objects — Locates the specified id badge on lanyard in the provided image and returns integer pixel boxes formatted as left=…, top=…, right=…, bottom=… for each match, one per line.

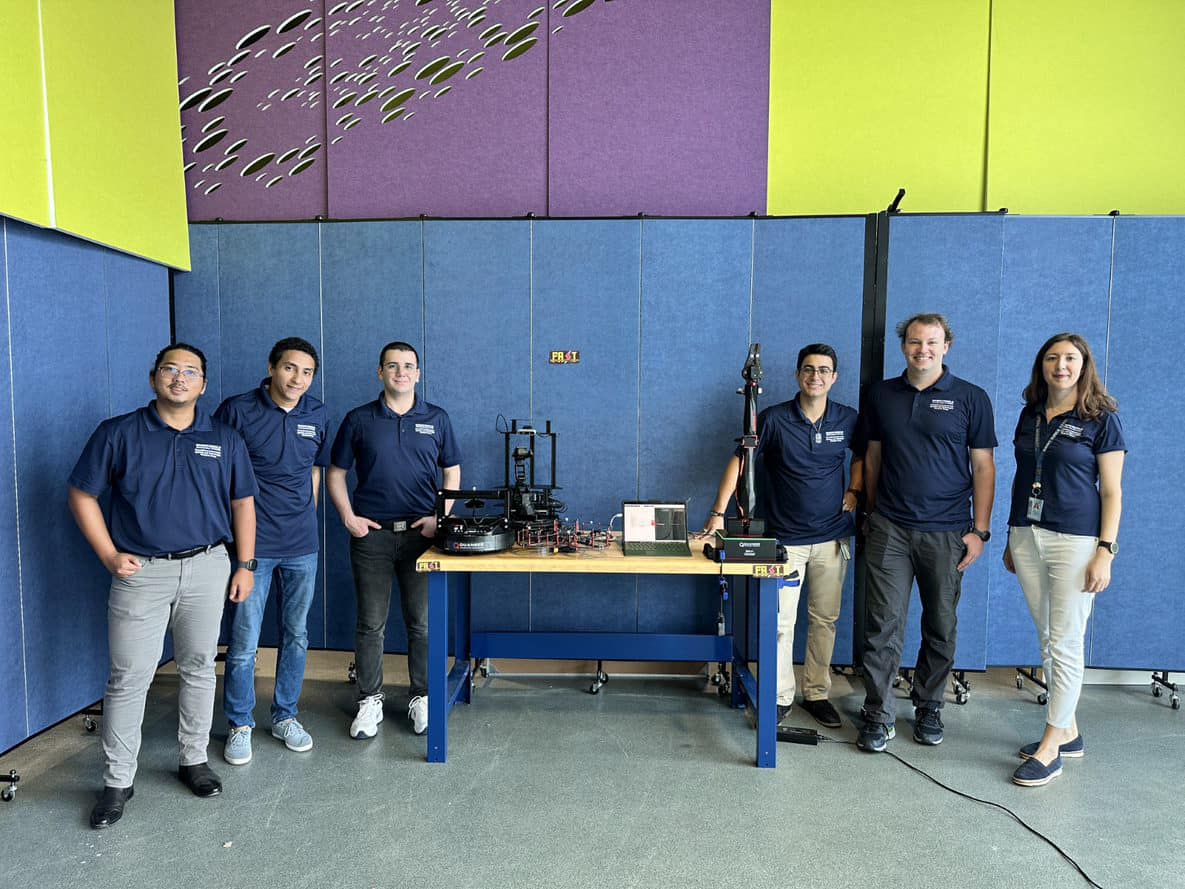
left=1029, top=415, right=1067, bottom=522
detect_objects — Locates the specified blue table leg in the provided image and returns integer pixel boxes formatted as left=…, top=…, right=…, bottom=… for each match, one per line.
left=427, top=571, right=449, bottom=763
left=755, top=576, right=780, bottom=768
left=729, top=578, right=746, bottom=710
left=458, top=573, right=472, bottom=705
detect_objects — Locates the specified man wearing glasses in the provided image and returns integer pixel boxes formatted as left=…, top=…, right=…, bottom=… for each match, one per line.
left=327, top=341, right=460, bottom=740
left=216, top=337, right=331, bottom=766
left=703, top=343, right=861, bottom=730
left=68, top=344, right=258, bottom=828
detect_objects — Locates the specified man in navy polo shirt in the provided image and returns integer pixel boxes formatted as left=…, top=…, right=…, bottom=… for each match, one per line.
left=215, top=337, right=331, bottom=766
left=327, top=341, right=460, bottom=740
left=703, top=343, right=862, bottom=730
left=68, top=343, right=257, bottom=829
left=856, top=314, right=996, bottom=753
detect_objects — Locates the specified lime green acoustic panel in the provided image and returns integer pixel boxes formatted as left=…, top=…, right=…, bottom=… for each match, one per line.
left=768, top=0, right=990, bottom=216
left=0, top=0, right=52, bottom=227
left=40, top=0, right=189, bottom=268
left=988, top=0, right=1185, bottom=215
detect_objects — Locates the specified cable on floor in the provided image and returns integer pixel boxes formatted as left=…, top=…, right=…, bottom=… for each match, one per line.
left=819, top=735, right=1104, bottom=889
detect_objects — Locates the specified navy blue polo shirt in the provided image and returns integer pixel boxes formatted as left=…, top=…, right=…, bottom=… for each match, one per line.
left=215, top=380, right=332, bottom=559
left=68, top=402, right=258, bottom=557
left=863, top=368, right=997, bottom=532
left=739, top=398, right=858, bottom=546
left=1008, top=407, right=1125, bottom=537
left=330, top=395, right=460, bottom=522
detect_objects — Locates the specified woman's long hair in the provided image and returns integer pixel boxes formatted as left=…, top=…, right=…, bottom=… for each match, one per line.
left=1022, top=332, right=1117, bottom=419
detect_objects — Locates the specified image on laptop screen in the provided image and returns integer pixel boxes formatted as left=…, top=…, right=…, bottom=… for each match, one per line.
left=622, top=501, right=691, bottom=557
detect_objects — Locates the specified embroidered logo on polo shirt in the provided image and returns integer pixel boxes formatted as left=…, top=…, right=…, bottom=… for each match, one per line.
left=825, top=430, right=845, bottom=443
left=415, top=423, right=435, bottom=435
left=194, top=443, right=222, bottom=459
left=1061, top=423, right=1084, bottom=439
left=296, top=423, right=318, bottom=439
left=929, top=399, right=955, bottom=412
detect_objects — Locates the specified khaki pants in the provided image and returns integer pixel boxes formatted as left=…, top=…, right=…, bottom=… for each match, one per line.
left=778, top=539, right=849, bottom=705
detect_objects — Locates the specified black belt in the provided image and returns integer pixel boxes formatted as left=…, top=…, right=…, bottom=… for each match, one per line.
left=150, top=543, right=223, bottom=561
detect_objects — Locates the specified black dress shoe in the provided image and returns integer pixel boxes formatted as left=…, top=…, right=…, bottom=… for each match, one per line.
left=801, top=697, right=842, bottom=729
left=90, top=785, right=133, bottom=829
left=178, top=762, right=223, bottom=798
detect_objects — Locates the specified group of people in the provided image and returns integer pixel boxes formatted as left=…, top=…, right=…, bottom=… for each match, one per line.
left=69, top=339, right=458, bottom=829
left=702, top=313, right=1124, bottom=789
left=67, top=313, right=1124, bottom=830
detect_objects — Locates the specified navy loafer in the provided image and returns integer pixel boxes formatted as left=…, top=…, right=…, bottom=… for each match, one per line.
left=1013, top=754, right=1063, bottom=787
left=1018, top=734, right=1084, bottom=760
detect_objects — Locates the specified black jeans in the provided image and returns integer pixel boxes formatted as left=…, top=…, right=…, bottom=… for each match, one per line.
left=349, top=528, right=433, bottom=701
left=860, top=512, right=966, bottom=724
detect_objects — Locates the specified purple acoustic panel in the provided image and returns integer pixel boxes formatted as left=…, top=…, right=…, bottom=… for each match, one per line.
left=176, top=0, right=328, bottom=220
left=324, top=0, right=548, bottom=218
left=548, top=0, right=770, bottom=217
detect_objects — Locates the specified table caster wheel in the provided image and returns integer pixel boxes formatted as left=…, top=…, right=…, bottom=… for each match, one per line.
left=1037, top=692, right=1048, bottom=705
left=347, top=661, right=357, bottom=684
left=1, top=788, right=13, bottom=802
left=1016, top=676, right=1023, bottom=689
left=892, top=676, right=902, bottom=689
left=588, top=681, right=601, bottom=694
left=1152, top=684, right=1162, bottom=698
left=84, top=716, right=97, bottom=733
left=1172, top=695, right=1181, bottom=711
left=955, top=692, right=968, bottom=705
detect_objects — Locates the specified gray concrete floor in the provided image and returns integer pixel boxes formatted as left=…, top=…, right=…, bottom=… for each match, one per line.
left=1, top=655, right=1182, bottom=889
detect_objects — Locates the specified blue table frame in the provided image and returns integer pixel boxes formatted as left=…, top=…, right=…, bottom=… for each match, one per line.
left=418, top=545, right=792, bottom=767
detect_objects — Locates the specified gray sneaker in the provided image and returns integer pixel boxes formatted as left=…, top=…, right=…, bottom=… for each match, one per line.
left=271, top=718, right=313, bottom=752
left=224, top=726, right=253, bottom=765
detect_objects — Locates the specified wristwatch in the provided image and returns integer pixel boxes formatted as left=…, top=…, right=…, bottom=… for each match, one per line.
left=1097, top=540, right=1119, bottom=556
left=238, top=559, right=259, bottom=571
left=965, top=527, right=991, bottom=542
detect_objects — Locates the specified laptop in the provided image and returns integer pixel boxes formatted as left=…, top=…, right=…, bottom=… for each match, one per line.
left=621, top=501, right=692, bottom=557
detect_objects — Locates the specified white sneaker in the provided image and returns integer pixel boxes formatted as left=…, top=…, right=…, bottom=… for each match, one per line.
left=408, top=695, right=428, bottom=735
left=350, top=694, right=384, bottom=739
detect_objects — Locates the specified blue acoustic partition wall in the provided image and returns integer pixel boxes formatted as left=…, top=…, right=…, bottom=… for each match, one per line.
left=638, top=219, right=754, bottom=636
left=0, top=217, right=170, bottom=755
left=174, top=217, right=868, bottom=668
left=530, top=220, right=641, bottom=633
left=1094, top=217, right=1185, bottom=669
left=320, top=221, right=425, bottom=652
left=0, top=223, right=25, bottom=754
left=988, top=217, right=1115, bottom=667
left=752, top=217, right=866, bottom=663
left=424, top=221, right=533, bottom=640
left=882, top=214, right=1006, bottom=672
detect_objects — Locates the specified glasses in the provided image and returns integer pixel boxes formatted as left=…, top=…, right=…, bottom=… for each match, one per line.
left=383, top=362, right=418, bottom=373
left=799, top=366, right=834, bottom=378
left=156, top=365, right=203, bottom=381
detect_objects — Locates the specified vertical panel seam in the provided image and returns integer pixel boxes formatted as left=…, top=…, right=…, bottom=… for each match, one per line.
left=529, top=219, right=534, bottom=417
left=636, top=218, right=644, bottom=629
left=102, top=252, right=112, bottom=419
left=3, top=221, right=31, bottom=738
left=987, top=213, right=1006, bottom=662
left=748, top=216, right=756, bottom=343
left=420, top=219, right=427, bottom=394
left=318, top=221, right=326, bottom=648
left=1104, top=216, right=1117, bottom=386
left=37, top=0, right=56, bottom=226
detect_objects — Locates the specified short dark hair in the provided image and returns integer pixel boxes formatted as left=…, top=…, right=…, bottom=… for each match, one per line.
left=153, top=342, right=207, bottom=376
left=896, top=313, right=954, bottom=345
left=379, top=341, right=419, bottom=368
left=269, top=337, right=319, bottom=373
left=796, top=343, right=838, bottom=373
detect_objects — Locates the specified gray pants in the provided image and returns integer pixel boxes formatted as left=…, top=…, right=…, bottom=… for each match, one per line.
left=102, top=545, right=230, bottom=788
left=860, top=513, right=965, bottom=724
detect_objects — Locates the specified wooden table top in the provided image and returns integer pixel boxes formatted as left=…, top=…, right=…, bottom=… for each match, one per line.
left=416, top=534, right=789, bottom=577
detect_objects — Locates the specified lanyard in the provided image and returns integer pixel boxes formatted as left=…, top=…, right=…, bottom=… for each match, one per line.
left=1032, top=414, right=1069, bottom=494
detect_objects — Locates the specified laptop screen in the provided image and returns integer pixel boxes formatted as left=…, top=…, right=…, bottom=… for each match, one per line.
left=622, top=502, right=688, bottom=543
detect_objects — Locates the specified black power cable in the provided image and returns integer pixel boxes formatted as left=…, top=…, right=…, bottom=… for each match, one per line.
left=818, top=736, right=1105, bottom=889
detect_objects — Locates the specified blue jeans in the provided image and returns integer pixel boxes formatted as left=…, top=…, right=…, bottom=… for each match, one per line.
left=223, top=552, right=319, bottom=728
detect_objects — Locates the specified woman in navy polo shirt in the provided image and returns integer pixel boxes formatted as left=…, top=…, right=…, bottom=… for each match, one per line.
left=1004, top=333, right=1125, bottom=787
